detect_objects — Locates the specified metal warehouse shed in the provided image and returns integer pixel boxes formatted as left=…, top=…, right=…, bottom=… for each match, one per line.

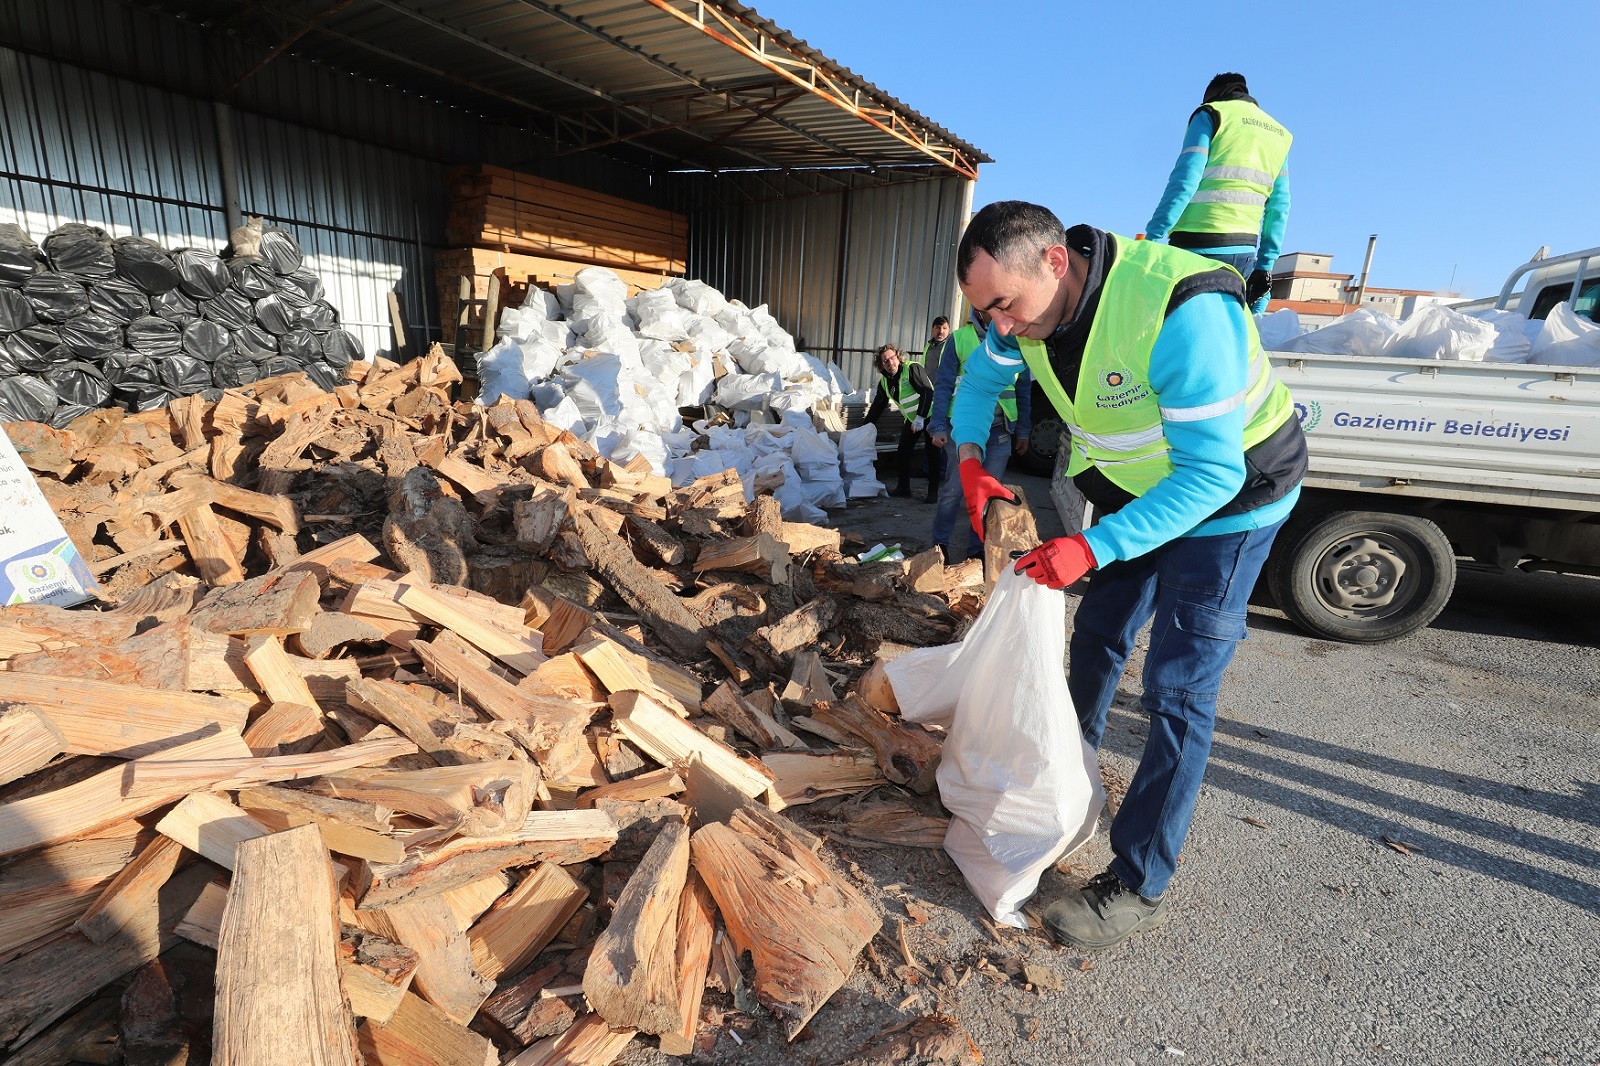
left=0, top=0, right=989, bottom=387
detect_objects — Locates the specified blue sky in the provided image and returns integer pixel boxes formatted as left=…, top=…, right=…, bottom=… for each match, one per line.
left=755, top=0, right=1596, bottom=299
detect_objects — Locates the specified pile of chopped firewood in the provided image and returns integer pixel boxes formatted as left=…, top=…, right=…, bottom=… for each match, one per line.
left=0, top=347, right=1033, bottom=1064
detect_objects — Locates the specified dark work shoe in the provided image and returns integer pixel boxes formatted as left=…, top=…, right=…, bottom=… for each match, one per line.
left=1042, top=870, right=1168, bottom=950
left=889, top=485, right=913, bottom=498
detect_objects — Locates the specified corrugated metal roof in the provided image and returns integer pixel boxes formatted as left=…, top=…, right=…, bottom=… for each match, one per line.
left=137, top=0, right=989, bottom=178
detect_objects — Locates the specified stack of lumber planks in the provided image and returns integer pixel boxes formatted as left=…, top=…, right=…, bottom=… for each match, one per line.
left=0, top=346, right=1018, bottom=1064
left=445, top=165, right=688, bottom=275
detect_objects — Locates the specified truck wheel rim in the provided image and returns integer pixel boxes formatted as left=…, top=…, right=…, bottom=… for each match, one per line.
left=1312, top=533, right=1421, bottom=619
left=1031, top=419, right=1062, bottom=459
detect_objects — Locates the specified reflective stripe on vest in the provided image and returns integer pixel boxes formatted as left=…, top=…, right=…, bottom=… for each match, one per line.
left=1019, top=234, right=1296, bottom=498
left=1174, top=99, right=1292, bottom=240
left=951, top=325, right=1018, bottom=424
left=881, top=357, right=923, bottom=423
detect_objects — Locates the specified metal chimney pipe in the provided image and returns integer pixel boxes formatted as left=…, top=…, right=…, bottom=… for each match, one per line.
left=1353, top=234, right=1378, bottom=308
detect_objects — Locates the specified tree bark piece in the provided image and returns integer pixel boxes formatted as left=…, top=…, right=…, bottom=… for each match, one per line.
left=808, top=696, right=942, bottom=793
left=190, top=570, right=321, bottom=636
left=703, top=680, right=803, bottom=751
left=123, top=736, right=417, bottom=799
left=353, top=810, right=618, bottom=910
left=513, top=484, right=572, bottom=553
left=572, top=509, right=706, bottom=661
left=73, top=835, right=186, bottom=946
left=582, top=820, right=690, bottom=1034
left=690, top=805, right=880, bottom=1039
left=624, top=513, right=685, bottom=567
left=610, top=692, right=774, bottom=803
left=293, top=611, right=386, bottom=660
left=479, top=961, right=577, bottom=1047
left=692, top=533, right=790, bottom=583
left=0, top=732, right=252, bottom=860
left=505, top=1011, right=634, bottom=1066
left=355, top=893, right=493, bottom=1026
left=212, top=824, right=360, bottom=1066
left=0, top=673, right=250, bottom=759
left=467, top=862, right=587, bottom=982
left=357, top=989, right=497, bottom=1066
left=983, top=486, right=1039, bottom=592
left=658, top=871, right=716, bottom=1057
left=0, top=708, right=65, bottom=786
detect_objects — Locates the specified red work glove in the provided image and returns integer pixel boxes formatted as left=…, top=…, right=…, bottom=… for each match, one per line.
left=959, top=457, right=1016, bottom=540
left=1014, top=534, right=1097, bottom=589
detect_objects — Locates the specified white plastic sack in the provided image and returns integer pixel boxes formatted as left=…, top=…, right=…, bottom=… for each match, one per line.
left=1254, top=308, right=1304, bottom=351
left=1283, top=308, right=1401, bottom=356
left=1528, top=302, right=1600, bottom=367
left=473, top=338, right=534, bottom=406
left=895, top=568, right=1104, bottom=927
left=839, top=424, right=879, bottom=480
left=1465, top=309, right=1534, bottom=364
left=714, top=372, right=777, bottom=412
left=1386, top=305, right=1496, bottom=362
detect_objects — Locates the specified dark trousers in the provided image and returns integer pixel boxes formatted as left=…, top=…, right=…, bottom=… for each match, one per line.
left=894, top=420, right=940, bottom=495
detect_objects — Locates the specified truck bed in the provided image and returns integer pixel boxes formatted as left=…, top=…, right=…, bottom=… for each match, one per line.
left=1268, top=352, right=1600, bottom=512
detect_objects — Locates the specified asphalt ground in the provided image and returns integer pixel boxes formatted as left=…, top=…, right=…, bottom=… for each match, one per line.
left=616, top=466, right=1599, bottom=1066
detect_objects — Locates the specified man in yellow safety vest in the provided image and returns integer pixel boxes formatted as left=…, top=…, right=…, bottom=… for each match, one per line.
left=952, top=201, right=1307, bottom=950
left=864, top=342, right=936, bottom=498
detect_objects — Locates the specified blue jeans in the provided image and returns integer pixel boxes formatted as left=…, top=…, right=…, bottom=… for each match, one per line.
left=1197, top=249, right=1269, bottom=315
left=931, top=421, right=1012, bottom=559
left=1068, top=518, right=1286, bottom=898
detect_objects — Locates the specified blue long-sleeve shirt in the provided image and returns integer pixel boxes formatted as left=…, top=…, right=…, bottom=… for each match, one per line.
left=927, top=334, right=1031, bottom=439
left=1144, top=112, right=1292, bottom=273
left=951, top=292, right=1297, bottom=563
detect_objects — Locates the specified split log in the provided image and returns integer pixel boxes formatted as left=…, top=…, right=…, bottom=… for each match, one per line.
left=691, top=533, right=789, bottom=584
left=123, top=736, right=418, bottom=799
left=73, top=835, right=186, bottom=946
left=534, top=652, right=609, bottom=703
left=760, top=752, right=885, bottom=808
left=575, top=767, right=685, bottom=809
left=833, top=800, right=950, bottom=849
left=573, top=634, right=701, bottom=713
left=172, top=879, right=223, bottom=949
left=479, top=961, right=577, bottom=1047
left=513, top=484, right=572, bottom=553
left=906, top=547, right=946, bottom=593
left=171, top=470, right=300, bottom=532
left=808, top=697, right=942, bottom=793
left=983, top=486, right=1039, bottom=592
left=190, top=570, right=321, bottom=636
left=212, top=824, right=360, bottom=1066
left=572, top=508, right=706, bottom=661
left=357, top=989, right=496, bottom=1066
left=691, top=805, right=880, bottom=1039
left=441, top=874, right=512, bottom=933
left=0, top=864, right=214, bottom=1052
left=527, top=441, right=588, bottom=490
left=658, top=871, right=716, bottom=1057
left=0, top=732, right=252, bottom=860
left=240, top=784, right=406, bottom=865
left=582, top=821, right=689, bottom=1034
left=538, top=597, right=596, bottom=656
left=0, top=823, right=148, bottom=962
left=176, top=502, right=247, bottom=585
left=243, top=633, right=323, bottom=709
left=396, top=582, right=546, bottom=676
left=856, top=658, right=900, bottom=714
left=609, top=692, right=774, bottom=803
left=623, top=513, right=685, bottom=566
left=781, top=651, right=838, bottom=709
left=754, top=596, right=840, bottom=659
left=779, top=520, right=841, bottom=556
left=506, top=1012, right=635, bottom=1066
left=293, top=611, right=387, bottom=660
left=339, top=928, right=419, bottom=1025
left=345, top=677, right=501, bottom=767
left=0, top=708, right=65, bottom=787
left=242, top=701, right=326, bottom=755
left=746, top=494, right=782, bottom=540
left=467, top=862, right=587, bottom=982
left=4, top=995, right=121, bottom=1066
left=353, top=810, right=618, bottom=910
left=702, top=680, right=802, bottom=750
left=0, top=673, right=250, bottom=759
left=312, top=761, right=536, bottom=839
left=356, top=894, right=492, bottom=1025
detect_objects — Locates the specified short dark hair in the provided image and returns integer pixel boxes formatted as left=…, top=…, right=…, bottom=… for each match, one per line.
left=931, top=315, right=950, bottom=328
left=957, top=201, right=1069, bottom=284
left=1204, top=72, right=1248, bottom=102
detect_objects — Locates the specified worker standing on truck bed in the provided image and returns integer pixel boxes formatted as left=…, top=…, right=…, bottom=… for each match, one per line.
left=865, top=342, right=937, bottom=499
left=1144, top=73, right=1291, bottom=314
left=928, top=308, right=1032, bottom=562
left=952, top=201, right=1307, bottom=949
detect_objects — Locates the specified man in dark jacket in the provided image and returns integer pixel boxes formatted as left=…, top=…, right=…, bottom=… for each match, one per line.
left=865, top=342, right=936, bottom=498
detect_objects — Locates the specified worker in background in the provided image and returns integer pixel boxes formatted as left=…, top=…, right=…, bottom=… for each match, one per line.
left=1143, top=73, right=1291, bottom=314
left=928, top=308, right=1032, bottom=562
left=951, top=201, right=1307, bottom=949
left=921, top=315, right=954, bottom=486
left=865, top=342, right=936, bottom=499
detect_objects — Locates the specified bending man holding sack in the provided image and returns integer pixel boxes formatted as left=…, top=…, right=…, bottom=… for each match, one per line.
left=950, top=201, right=1307, bottom=950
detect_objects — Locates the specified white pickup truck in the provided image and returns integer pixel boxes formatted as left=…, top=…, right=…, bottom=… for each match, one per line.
left=1053, top=246, right=1600, bottom=643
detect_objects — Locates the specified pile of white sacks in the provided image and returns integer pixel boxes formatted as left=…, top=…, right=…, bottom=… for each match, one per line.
left=1256, top=302, right=1600, bottom=367
left=474, top=266, right=883, bottom=523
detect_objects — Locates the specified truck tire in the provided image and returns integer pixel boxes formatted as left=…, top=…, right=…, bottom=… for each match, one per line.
left=1266, top=509, right=1456, bottom=643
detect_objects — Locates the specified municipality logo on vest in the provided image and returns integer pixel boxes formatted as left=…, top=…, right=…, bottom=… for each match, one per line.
left=1096, top=369, right=1150, bottom=409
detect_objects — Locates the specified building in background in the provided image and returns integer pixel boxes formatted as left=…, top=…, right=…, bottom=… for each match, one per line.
left=1265, top=251, right=1459, bottom=329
